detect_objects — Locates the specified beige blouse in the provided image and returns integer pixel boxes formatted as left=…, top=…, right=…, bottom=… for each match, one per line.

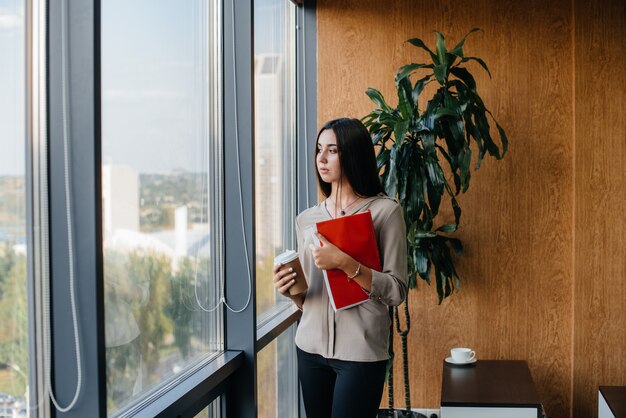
left=294, top=194, right=408, bottom=362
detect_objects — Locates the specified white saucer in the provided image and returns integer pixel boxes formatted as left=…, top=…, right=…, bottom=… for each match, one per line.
left=445, top=356, right=477, bottom=366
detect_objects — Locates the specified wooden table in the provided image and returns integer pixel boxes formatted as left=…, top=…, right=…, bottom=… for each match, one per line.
left=599, top=386, right=626, bottom=418
left=440, top=360, right=542, bottom=418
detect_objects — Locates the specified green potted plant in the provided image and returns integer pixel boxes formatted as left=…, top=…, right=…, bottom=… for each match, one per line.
left=365, top=29, right=508, bottom=418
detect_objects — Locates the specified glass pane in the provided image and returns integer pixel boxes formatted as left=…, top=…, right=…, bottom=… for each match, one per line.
left=0, top=0, right=29, bottom=416
left=257, top=324, right=298, bottom=418
left=254, top=0, right=297, bottom=324
left=101, top=0, right=222, bottom=414
left=193, top=397, right=220, bottom=418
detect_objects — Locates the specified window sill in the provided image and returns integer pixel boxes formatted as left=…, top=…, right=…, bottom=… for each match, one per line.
left=114, top=350, right=244, bottom=418
left=256, top=304, right=301, bottom=351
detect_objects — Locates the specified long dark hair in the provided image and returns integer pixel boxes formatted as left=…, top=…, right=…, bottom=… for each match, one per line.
left=314, top=118, right=384, bottom=198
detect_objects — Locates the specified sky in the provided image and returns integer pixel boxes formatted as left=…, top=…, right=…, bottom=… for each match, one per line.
left=0, top=0, right=25, bottom=176
left=0, top=0, right=288, bottom=176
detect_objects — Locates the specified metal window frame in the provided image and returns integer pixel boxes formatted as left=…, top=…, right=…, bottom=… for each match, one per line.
left=297, top=0, right=317, bottom=214
left=46, top=0, right=106, bottom=416
left=26, top=0, right=49, bottom=416
left=295, top=2, right=317, bottom=417
left=221, top=0, right=257, bottom=416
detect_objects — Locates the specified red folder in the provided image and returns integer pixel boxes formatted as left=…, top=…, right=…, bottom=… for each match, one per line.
left=314, top=211, right=381, bottom=311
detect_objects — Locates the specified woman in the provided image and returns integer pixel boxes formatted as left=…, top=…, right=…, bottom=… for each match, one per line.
left=273, top=117, right=408, bottom=418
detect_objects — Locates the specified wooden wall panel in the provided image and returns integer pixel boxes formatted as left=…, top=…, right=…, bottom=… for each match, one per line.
left=317, top=1, right=574, bottom=417
left=573, top=0, right=626, bottom=417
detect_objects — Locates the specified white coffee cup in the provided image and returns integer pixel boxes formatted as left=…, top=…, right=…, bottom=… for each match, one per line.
left=450, top=347, right=476, bottom=363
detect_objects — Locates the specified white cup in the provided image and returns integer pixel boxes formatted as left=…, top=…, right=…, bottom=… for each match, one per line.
left=450, top=347, right=476, bottom=363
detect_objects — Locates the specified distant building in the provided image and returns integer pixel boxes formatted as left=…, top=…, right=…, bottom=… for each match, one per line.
left=255, top=53, right=286, bottom=261
left=102, top=164, right=140, bottom=238
left=102, top=164, right=210, bottom=270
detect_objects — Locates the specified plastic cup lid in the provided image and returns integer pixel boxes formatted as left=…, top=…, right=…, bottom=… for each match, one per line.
left=274, top=249, right=298, bottom=265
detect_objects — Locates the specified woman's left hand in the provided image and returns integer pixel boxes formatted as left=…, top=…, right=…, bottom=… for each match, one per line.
left=309, top=233, right=348, bottom=270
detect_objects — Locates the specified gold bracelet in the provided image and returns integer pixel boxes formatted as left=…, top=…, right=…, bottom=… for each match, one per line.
left=347, top=263, right=361, bottom=279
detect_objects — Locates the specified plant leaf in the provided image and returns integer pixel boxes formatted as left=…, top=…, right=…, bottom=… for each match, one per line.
left=423, top=248, right=432, bottom=285
left=446, top=52, right=459, bottom=68
left=394, top=119, right=410, bottom=144
left=486, top=110, right=509, bottom=158
left=407, top=163, right=424, bottom=220
left=433, top=254, right=444, bottom=304
left=459, top=147, right=472, bottom=192
left=434, top=108, right=458, bottom=118
left=495, top=120, right=509, bottom=156
left=376, top=147, right=390, bottom=170
left=396, top=63, right=432, bottom=82
left=413, top=248, right=429, bottom=274
left=461, top=56, right=492, bottom=79
left=436, top=223, right=457, bottom=233
left=451, top=196, right=461, bottom=225
left=412, top=75, right=431, bottom=104
left=449, top=27, right=481, bottom=58
left=366, top=87, right=393, bottom=112
left=396, top=77, right=414, bottom=120
left=433, top=64, right=447, bottom=85
left=385, top=144, right=399, bottom=196
left=448, top=237, right=463, bottom=257
left=435, top=32, right=448, bottom=67
left=371, top=129, right=385, bottom=146
left=450, top=67, right=477, bottom=91
left=426, top=180, right=442, bottom=217
left=397, top=144, right=411, bottom=202
left=407, top=37, right=439, bottom=64
left=414, top=229, right=437, bottom=239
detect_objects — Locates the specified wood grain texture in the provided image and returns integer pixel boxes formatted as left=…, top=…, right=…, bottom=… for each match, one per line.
left=573, top=0, right=626, bottom=417
left=317, top=1, right=574, bottom=417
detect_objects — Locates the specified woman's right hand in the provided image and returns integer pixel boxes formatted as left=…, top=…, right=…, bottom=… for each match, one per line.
left=273, top=263, right=298, bottom=296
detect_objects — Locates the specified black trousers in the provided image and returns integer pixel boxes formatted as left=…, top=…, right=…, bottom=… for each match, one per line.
left=297, top=347, right=387, bottom=418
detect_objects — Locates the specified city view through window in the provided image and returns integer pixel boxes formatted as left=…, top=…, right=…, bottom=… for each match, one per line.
left=0, top=0, right=28, bottom=416
left=101, top=0, right=221, bottom=414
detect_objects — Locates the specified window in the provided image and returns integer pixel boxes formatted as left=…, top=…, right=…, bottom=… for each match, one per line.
left=257, top=324, right=298, bottom=418
left=254, top=0, right=297, bottom=325
left=0, top=0, right=312, bottom=415
left=101, top=0, right=222, bottom=414
left=253, top=2, right=300, bottom=417
left=0, top=1, right=29, bottom=416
